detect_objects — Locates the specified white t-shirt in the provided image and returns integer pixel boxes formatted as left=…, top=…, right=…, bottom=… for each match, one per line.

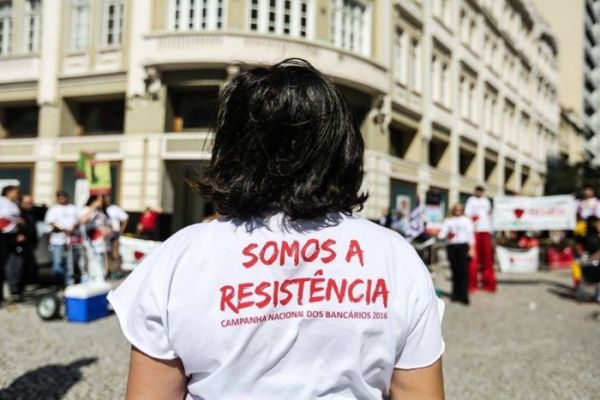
left=0, top=196, right=20, bottom=233
left=108, top=212, right=445, bottom=400
left=79, top=206, right=110, bottom=252
left=438, top=216, right=475, bottom=245
left=578, top=198, right=600, bottom=220
left=464, top=196, right=492, bottom=232
left=45, top=204, right=80, bottom=245
left=106, top=204, right=129, bottom=232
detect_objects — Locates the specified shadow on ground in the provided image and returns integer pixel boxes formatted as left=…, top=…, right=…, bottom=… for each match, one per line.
left=0, top=357, right=97, bottom=400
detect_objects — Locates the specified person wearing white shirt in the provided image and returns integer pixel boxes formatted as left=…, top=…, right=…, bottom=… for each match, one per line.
left=79, top=195, right=112, bottom=281
left=0, top=185, right=25, bottom=303
left=438, top=203, right=474, bottom=305
left=104, top=196, right=129, bottom=276
left=44, top=191, right=80, bottom=286
left=107, top=59, right=445, bottom=400
left=464, top=185, right=496, bottom=293
left=577, top=186, right=600, bottom=221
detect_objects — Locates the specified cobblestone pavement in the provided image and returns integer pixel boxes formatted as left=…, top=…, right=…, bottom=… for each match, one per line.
left=0, top=269, right=598, bottom=399
left=437, top=268, right=600, bottom=400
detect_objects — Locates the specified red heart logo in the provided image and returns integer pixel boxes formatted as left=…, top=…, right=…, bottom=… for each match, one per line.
left=447, top=232, right=456, bottom=240
left=471, top=215, right=479, bottom=222
left=514, top=208, right=525, bottom=219
left=134, top=251, right=145, bottom=261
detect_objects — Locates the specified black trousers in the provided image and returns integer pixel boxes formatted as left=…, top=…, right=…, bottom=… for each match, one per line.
left=447, top=243, right=470, bottom=304
left=2, top=233, right=23, bottom=296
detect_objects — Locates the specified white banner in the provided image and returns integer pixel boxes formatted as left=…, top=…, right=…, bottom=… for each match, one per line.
left=119, top=236, right=162, bottom=271
left=496, top=246, right=540, bottom=273
left=493, top=195, right=576, bottom=231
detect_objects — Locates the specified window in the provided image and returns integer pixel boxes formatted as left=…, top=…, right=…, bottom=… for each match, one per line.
left=268, top=0, right=276, bottom=32
left=432, top=52, right=450, bottom=107
left=299, top=1, right=308, bottom=36
left=70, top=0, right=90, bottom=50
left=66, top=98, right=125, bottom=135
left=433, top=0, right=450, bottom=25
left=249, top=0, right=311, bottom=38
left=0, top=166, right=34, bottom=195
left=483, top=90, right=496, bottom=133
left=102, top=0, right=124, bottom=47
left=469, top=19, right=477, bottom=50
left=168, top=87, right=219, bottom=132
left=460, top=73, right=477, bottom=123
left=394, top=28, right=404, bottom=83
left=408, top=37, right=420, bottom=92
left=169, top=0, right=225, bottom=31
left=24, top=0, right=42, bottom=53
left=1, top=104, right=39, bottom=138
left=330, top=0, right=369, bottom=55
left=249, top=0, right=259, bottom=30
left=441, top=61, right=450, bottom=107
left=429, top=137, right=449, bottom=168
left=431, top=55, right=438, bottom=100
left=0, top=1, right=11, bottom=55
left=389, top=125, right=417, bottom=159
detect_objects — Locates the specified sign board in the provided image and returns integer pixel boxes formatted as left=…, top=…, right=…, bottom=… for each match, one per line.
left=88, top=160, right=112, bottom=195
left=395, top=195, right=411, bottom=217
left=493, top=195, right=576, bottom=231
left=119, top=236, right=162, bottom=271
left=76, top=152, right=111, bottom=196
left=496, top=246, right=540, bottom=273
left=424, top=204, right=444, bottom=233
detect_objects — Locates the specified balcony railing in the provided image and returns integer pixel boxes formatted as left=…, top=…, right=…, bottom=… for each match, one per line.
left=143, top=31, right=389, bottom=94
left=0, top=54, right=40, bottom=84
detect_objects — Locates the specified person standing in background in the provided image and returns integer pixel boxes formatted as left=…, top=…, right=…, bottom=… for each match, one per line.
left=45, top=191, right=80, bottom=287
left=79, top=195, right=111, bottom=280
left=136, top=206, right=161, bottom=241
left=390, top=209, right=408, bottom=237
left=378, top=208, right=392, bottom=228
left=578, top=186, right=600, bottom=221
left=438, top=203, right=474, bottom=305
left=465, top=185, right=496, bottom=292
left=0, top=186, right=24, bottom=303
left=19, top=194, right=38, bottom=288
left=104, top=196, right=129, bottom=276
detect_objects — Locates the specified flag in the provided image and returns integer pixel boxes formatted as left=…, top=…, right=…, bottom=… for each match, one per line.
left=75, top=152, right=112, bottom=195
left=76, top=152, right=94, bottom=179
left=88, top=160, right=112, bottom=195
left=405, top=199, right=425, bottom=242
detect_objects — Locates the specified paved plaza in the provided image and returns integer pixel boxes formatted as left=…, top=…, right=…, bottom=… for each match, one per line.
left=0, top=269, right=598, bottom=399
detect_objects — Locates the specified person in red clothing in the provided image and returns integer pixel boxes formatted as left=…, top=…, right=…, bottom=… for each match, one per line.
left=464, top=186, right=496, bottom=292
left=136, top=206, right=161, bottom=241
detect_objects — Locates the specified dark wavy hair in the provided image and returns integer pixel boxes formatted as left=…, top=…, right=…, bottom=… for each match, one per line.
left=194, top=58, right=368, bottom=220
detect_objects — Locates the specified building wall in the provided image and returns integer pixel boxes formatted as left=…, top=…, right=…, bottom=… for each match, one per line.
left=0, top=0, right=563, bottom=225
left=530, top=0, right=585, bottom=118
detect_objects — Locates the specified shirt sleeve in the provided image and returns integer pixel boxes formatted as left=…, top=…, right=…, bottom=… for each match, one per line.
left=464, top=198, right=474, bottom=217
left=107, top=238, right=180, bottom=360
left=437, top=219, right=449, bottom=240
left=465, top=218, right=475, bottom=245
left=118, top=207, right=129, bottom=221
left=44, top=207, right=55, bottom=224
left=395, top=258, right=445, bottom=369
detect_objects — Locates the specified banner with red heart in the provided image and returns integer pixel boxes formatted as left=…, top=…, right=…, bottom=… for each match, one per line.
left=513, top=208, right=525, bottom=219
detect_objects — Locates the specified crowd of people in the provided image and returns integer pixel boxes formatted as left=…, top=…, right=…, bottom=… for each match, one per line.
left=378, top=186, right=496, bottom=306
left=380, top=184, right=600, bottom=305
left=0, top=187, right=129, bottom=306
